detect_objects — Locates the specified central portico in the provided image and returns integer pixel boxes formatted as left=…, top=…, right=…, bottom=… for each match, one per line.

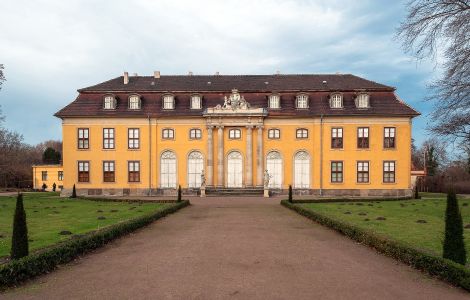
left=203, top=89, right=267, bottom=188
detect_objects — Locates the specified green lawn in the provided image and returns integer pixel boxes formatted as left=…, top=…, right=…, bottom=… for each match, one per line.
left=0, top=192, right=169, bottom=258
left=299, top=193, right=470, bottom=264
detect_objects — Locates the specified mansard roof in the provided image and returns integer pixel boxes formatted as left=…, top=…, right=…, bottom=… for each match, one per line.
left=78, top=74, right=393, bottom=92
left=55, top=74, right=420, bottom=118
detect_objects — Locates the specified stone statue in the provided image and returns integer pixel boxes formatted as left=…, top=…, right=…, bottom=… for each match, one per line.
left=200, top=170, right=206, bottom=189
left=264, top=169, right=270, bottom=188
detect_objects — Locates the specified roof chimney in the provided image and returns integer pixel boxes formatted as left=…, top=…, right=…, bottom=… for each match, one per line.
left=276, top=70, right=280, bottom=75
left=133, top=73, right=138, bottom=76
left=188, top=71, right=193, bottom=76
left=215, top=71, right=220, bottom=76
left=123, top=72, right=129, bottom=84
left=154, top=71, right=160, bottom=79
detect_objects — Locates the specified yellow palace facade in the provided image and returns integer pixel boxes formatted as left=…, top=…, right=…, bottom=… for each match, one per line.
left=51, top=73, right=419, bottom=197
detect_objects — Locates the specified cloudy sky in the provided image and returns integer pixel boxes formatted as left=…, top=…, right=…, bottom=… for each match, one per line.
left=0, top=0, right=436, bottom=146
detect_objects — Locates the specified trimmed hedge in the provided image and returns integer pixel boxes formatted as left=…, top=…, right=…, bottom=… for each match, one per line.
left=0, top=200, right=189, bottom=289
left=289, top=197, right=413, bottom=204
left=281, top=200, right=470, bottom=291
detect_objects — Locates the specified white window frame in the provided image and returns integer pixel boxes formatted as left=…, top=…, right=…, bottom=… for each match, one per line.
left=294, top=151, right=310, bottom=188
left=383, top=161, right=396, bottom=183
left=188, top=151, right=204, bottom=188
left=190, top=94, right=202, bottom=109
left=103, top=128, right=115, bottom=149
left=357, top=161, right=369, bottom=183
left=128, top=128, right=140, bottom=149
left=161, top=151, right=177, bottom=188
left=296, top=94, right=309, bottom=109
left=163, top=94, right=175, bottom=110
left=266, top=151, right=282, bottom=188
left=268, top=94, right=281, bottom=109
left=103, top=95, right=116, bottom=109
left=356, top=93, right=369, bottom=108
left=330, top=93, right=343, bottom=108
left=128, top=95, right=141, bottom=110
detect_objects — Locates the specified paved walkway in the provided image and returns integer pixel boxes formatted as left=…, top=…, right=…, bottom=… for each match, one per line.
left=3, top=197, right=469, bottom=299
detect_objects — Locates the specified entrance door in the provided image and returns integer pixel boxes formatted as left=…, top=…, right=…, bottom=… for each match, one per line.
left=266, top=151, right=282, bottom=188
left=227, top=151, right=243, bottom=187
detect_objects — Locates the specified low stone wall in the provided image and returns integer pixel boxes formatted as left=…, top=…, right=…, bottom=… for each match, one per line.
left=61, top=187, right=412, bottom=198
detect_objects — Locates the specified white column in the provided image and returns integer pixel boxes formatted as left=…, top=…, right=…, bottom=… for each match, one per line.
left=217, top=125, right=224, bottom=187
left=256, top=125, right=264, bottom=186
left=246, top=125, right=253, bottom=187
left=206, top=125, right=214, bottom=186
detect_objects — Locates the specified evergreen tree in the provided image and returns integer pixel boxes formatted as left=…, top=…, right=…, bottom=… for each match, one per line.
left=177, top=185, right=182, bottom=202
left=11, top=193, right=29, bottom=259
left=414, top=186, right=420, bottom=199
left=426, top=145, right=438, bottom=176
left=52, top=182, right=56, bottom=192
left=70, top=184, right=77, bottom=198
left=443, top=189, right=466, bottom=265
left=288, top=185, right=293, bottom=203
left=42, top=147, right=61, bottom=164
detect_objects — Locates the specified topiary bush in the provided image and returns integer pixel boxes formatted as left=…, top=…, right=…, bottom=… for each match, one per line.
left=52, top=182, right=56, bottom=192
left=70, top=184, right=77, bottom=198
left=414, top=186, right=420, bottom=199
left=11, top=193, right=29, bottom=260
left=177, top=185, right=182, bottom=202
left=443, top=189, right=466, bottom=265
left=41, top=183, right=47, bottom=192
left=288, top=185, right=293, bottom=203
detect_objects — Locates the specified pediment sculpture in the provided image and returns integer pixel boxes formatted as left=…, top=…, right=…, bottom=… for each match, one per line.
left=217, top=89, right=251, bottom=110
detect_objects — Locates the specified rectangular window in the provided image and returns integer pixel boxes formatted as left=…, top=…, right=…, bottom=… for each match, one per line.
left=128, top=128, right=140, bottom=149
left=357, top=127, right=369, bottom=149
left=78, top=161, right=90, bottom=182
left=331, top=161, right=343, bottom=183
left=268, top=129, right=280, bottom=139
left=384, top=127, right=396, bottom=148
left=229, top=129, right=241, bottom=139
left=191, top=95, right=201, bottom=109
left=296, top=128, right=308, bottom=139
left=128, top=161, right=140, bottom=182
left=189, top=129, right=201, bottom=139
left=331, top=127, right=343, bottom=149
left=58, top=171, right=63, bottom=181
left=103, top=161, right=115, bottom=182
left=78, top=128, right=89, bottom=149
left=103, top=128, right=115, bottom=149
left=383, top=161, right=396, bottom=183
left=163, top=95, right=174, bottom=109
left=357, top=161, right=369, bottom=183
left=163, top=128, right=175, bottom=139
left=41, top=171, right=47, bottom=181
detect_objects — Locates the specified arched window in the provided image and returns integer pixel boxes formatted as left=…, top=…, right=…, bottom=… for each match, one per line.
left=188, top=151, right=204, bottom=188
left=190, top=94, right=202, bottom=109
left=330, top=93, right=343, bottom=108
left=356, top=93, right=369, bottom=108
left=103, top=95, right=116, bottom=109
left=268, top=94, right=280, bottom=109
left=296, top=94, right=309, bottom=109
left=266, top=151, right=282, bottom=188
left=294, top=151, right=310, bottom=188
left=128, top=94, right=141, bottom=109
left=162, top=94, right=175, bottom=110
left=160, top=151, right=177, bottom=188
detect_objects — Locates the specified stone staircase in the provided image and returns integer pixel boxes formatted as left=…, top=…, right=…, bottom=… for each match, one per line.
left=205, top=187, right=265, bottom=196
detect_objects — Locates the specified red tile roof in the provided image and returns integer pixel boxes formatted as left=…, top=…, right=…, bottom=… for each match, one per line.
left=55, top=74, right=420, bottom=118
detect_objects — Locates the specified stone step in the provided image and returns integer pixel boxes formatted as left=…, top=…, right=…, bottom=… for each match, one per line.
left=205, top=187, right=265, bottom=196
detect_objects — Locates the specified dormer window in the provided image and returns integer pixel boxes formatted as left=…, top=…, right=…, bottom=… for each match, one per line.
left=268, top=94, right=281, bottom=109
left=296, top=94, right=309, bottom=109
left=330, top=93, right=343, bottom=108
left=356, top=93, right=370, bottom=108
left=128, top=94, right=141, bottom=110
left=103, top=95, right=116, bottom=109
left=162, top=94, right=175, bottom=110
left=190, top=94, right=202, bottom=109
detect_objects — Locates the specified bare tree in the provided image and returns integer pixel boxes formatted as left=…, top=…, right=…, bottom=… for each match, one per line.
left=396, top=1, right=470, bottom=146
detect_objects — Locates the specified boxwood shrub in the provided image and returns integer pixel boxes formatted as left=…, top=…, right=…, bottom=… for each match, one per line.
left=281, top=200, right=470, bottom=291
left=0, top=200, right=189, bottom=289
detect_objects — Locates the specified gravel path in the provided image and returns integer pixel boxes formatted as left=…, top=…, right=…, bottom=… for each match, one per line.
left=3, top=196, right=468, bottom=299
